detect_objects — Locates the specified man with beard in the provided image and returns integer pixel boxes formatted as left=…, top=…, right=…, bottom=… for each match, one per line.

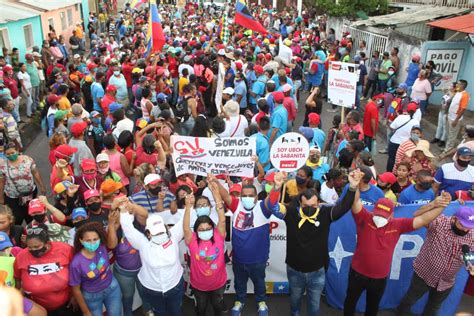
left=397, top=206, right=474, bottom=315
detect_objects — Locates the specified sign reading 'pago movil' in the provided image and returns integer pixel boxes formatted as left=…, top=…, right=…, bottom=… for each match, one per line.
left=270, top=132, right=310, bottom=172
left=426, top=49, right=464, bottom=90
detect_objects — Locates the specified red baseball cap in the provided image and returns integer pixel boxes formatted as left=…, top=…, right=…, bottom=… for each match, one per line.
left=308, top=113, right=320, bottom=126
left=378, top=172, right=397, bottom=185
left=373, top=198, right=395, bottom=219
left=71, top=121, right=88, bottom=137
left=254, top=65, right=264, bottom=74
left=264, top=172, right=276, bottom=182
left=106, top=84, right=117, bottom=92
left=2, top=65, right=12, bottom=72
left=84, top=189, right=100, bottom=201
left=81, top=158, right=96, bottom=171
left=28, top=199, right=46, bottom=215
left=229, top=184, right=242, bottom=194
left=47, top=94, right=61, bottom=105
left=272, top=91, right=284, bottom=104
left=55, top=144, right=78, bottom=159
left=407, top=102, right=418, bottom=113
left=87, top=63, right=98, bottom=71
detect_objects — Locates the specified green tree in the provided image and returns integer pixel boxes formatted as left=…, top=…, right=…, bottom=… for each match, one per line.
left=310, top=0, right=388, bottom=17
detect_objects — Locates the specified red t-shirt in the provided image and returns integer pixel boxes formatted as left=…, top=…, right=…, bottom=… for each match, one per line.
left=101, top=94, right=116, bottom=116
left=14, top=242, right=73, bottom=311
left=3, top=77, right=19, bottom=99
left=283, top=96, right=296, bottom=122
left=135, top=146, right=158, bottom=166
left=50, top=165, right=74, bottom=192
left=121, top=62, right=134, bottom=87
left=363, top=102, right=379, bottom=138
left=351, top=208, right=414, bottom=279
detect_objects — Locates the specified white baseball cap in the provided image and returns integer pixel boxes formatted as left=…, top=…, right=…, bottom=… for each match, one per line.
left=96, top=153, right=109, bottom=163
left=146, top=214, right=167, bottom=235
left=223, top=87, right=234, bottom=95
left=144, top=174, right=162, bottom=186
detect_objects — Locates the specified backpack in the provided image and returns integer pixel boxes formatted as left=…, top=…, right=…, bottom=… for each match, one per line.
left=173, top=96, right=191, bottom=122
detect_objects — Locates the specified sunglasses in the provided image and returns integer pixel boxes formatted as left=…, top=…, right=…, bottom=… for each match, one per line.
left=27, top=227, right=44, bottom=235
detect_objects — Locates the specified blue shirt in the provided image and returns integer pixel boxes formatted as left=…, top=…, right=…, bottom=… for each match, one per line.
left=249, top=75, right=267, bottom=105
left=340, top=184, right=384, bottom=206
left=271, top=75, right=294, bottom=96
left=252, top=132, right=271, bottom=172
left=310, top=128, right=326, bottom=150
left=434, top=163, right=474, bottom=199
left=270, top=105, right=288, bottom=140
left=91, top=82, right=105, bottom=112
left=225, top=68, right=235, bottom=88
left=233, top=80, right=247, bottom=109
left=398, top=184, right=435, bottom=205
left=310, top=163, right=330, bottom=184
left=405, top=63, right=420, bottom=87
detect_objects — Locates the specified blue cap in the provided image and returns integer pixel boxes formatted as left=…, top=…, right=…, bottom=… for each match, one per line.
left=0, top=231, right=13, bottom=250
left=299, top=126, right=314, bottom=140
left=90, top=110, right=101, bottom=118
left=457, top=146, right=474, bottom=157
left=71, top=207, right=88, bottom=220
left=157, top=93, right=167, bottom=101
left=109, top=102, right=122, bottom=113
left=353, top=55, right=361, bottom=63
left=398, top=83, right=408, bottom=90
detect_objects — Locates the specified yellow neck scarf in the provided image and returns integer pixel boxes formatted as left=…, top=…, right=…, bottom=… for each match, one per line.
left=298, top=207, right=320, bottom=229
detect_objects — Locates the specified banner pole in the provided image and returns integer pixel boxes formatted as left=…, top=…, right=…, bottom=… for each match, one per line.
left=340, top=106, right=345, bottom=125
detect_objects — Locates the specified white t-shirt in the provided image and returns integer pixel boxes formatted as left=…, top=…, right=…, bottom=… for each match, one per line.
left=448, top=91, right=469, bottom=121
left=219, top=115, right=248, bottom=137
left=17, top=71, right=32, bottom=89
left=320, top=182, right=338, bottom=204
left=390, top=115, right=419, bottom=145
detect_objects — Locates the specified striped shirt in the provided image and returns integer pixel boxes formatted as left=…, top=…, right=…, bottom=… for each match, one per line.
left=129, top=190, right=175, bottom=213
left=434, top=163, right=474, bottom=198
left=413, top=215, right=474, bottom=291
left=393, top=139, right=417, bottom=173
left=2, top=111, right=20, bottom=141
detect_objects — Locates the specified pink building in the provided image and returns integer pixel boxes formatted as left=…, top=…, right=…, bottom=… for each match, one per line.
left=18, top=0, right=83, bottom=46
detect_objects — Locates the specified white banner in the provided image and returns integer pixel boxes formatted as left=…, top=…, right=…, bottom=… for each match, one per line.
left=171, top=136, right=256, bottom=177
left=425, top=49, right=464, bottom=90
left=215, top=62, right=225, bottom=113
left=270, top=132, right=310, bottom=172
left=328, top=61, right=359, bottom=108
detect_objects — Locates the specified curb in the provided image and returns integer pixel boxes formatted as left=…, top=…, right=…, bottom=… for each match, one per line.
left=20, top=121, right=42, bottom=149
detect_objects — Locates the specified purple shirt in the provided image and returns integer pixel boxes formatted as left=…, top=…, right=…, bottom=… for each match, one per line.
left=69, top=245, right=112, bottom=293
left=115, top=234, right=141, bottom=271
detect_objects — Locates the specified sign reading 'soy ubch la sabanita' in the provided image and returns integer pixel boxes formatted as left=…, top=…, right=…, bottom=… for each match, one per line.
left=270, top=132, right=310, bottom=172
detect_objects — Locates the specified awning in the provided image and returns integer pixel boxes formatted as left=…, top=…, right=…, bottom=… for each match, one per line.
left=427, top=14, right=474, bottom=34
left=0, top=2, right=41, bottom=24
left=350, top=5, right=470, bottom=28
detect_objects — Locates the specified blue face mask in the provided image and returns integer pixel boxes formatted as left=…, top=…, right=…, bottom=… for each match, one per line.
left=197, top=229, right=213, bottom=241
left=82, top=240, right=100, bottom=252
left=195, top=207, right=211, bottom=217
left=92, top=117, right=101, bottom=125
left=411, top=133, right=420, bottom=142
left=241, top=196, right=256, bottom=210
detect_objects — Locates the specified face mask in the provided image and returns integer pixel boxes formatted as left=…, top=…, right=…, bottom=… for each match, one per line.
left=151, top=233, right=169, bottom=245
left=82, top=240, right=101, bottom=252
left=87, top=202, right=101, bottom=212
left=451, top=222, right=469, bottom=236
left=144, top=146, right=154, bottom=154
left=241, top=196, right=256, bottom=210
left=177, top=198, right=185, bottom=209
left=418, top=182, right=432, bottom=191
left=388, top=70, right=395, bottom=76
left=373, top=215, right=389, bottom=228
left=457, top=159, right=470, bottom=168
left=148, top=186, right=161, bottom=196
left=32, top=214, right=46, bottom=223
left=302, top=206, right=316, bottom=217
left=195, top=207, right=211, bottom=217
left=98, top=166, right=109, bottom=175
left=6, top=153, right=18, bottom=161
left=197, top=229, right=213, bottom=241
left=30, top=246, right=48, bottom=258
left=265, top=183, right=273, bottom=193
left=92, top=118, right=101, bottom=125
left=411, top=134, right=420, bottom=142
left=114, top=70, right=120, bottom=76
left=74, top=219, right=87, bottom=229
left=295, top=175, right=306, bottom=185
left=83, top=172, right=97, bottom=181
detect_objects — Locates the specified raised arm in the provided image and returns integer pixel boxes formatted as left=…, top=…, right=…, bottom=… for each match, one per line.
left=331, top=169, right=361, bottom=221
left=106, top=209, right=120, bottom=249
left=209, top=179, right=226, bottom=238
left=118, top=197, right=148, bottom=250
left=412, top=192, right=451, bottom=230
left=210, top=174, right=232, bottom=207
left=183, top=193, right=195, bottom=245
left=38, top=195, right=66, bottom=224
left=263, top=171, right=286, bottom=219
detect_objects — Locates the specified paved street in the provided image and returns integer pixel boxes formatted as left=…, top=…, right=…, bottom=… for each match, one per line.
left=25, top=95, right=473, bottom=315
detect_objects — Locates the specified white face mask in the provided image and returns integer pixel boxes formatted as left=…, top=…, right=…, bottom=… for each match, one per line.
left=150, top=233, right=168, bottom=245
left=373, top=215, right=389, bottom=228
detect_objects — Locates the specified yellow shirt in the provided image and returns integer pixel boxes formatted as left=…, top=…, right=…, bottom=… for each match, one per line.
left=75, top=26, right=84, bottom=39
left=58, top=96, right=71, bottom=112
left=178, top=77, right=189, bottom=96
left=385, top=189, right=398, bottom=204
left=98, top=13, right=107, bottom=23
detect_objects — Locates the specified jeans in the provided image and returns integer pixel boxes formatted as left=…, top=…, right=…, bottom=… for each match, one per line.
left=24, top=88, right=33, bottom=116
left=31, top=86, right=40, bottom=112
left=378, top=79, right=388, bottom=93
left=355, top=85, right=363, bottom=109
left=397, top=272, right=452, bottom=316
left=233, top=261, right=267, bottom=304
left=419, top=99, right=428, bottom=114
left=12, top=96, right=20, bottom=122
left=82, top=277, right=122, bottom=316
left=137, top=277, right=184, bottom=316
left=179, top=117, right=195, bottom=136
left=113, top=264, right=139, bottom=316
left=386, top=141, right=400, bottom=172
left=364, top=79, right=377, bottom=98
left=343, top=268, right=387, bottom=316
left=435, top=111, right=447, bottom=142
left=193, top=285, right=225, bottom=316
left=364, top=135, right=374, bottom=152
left=287, top=265, right=325, bottom=316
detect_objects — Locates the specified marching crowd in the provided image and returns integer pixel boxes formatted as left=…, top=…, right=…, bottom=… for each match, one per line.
left=0, top=1, right=473, bottom=316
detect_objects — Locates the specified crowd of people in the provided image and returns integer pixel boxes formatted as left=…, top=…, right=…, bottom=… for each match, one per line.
left=0, top=1, right=473, bottom=316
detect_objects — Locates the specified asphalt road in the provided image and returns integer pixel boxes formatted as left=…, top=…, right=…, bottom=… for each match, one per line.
left=24, top=95, right=473, bottom=315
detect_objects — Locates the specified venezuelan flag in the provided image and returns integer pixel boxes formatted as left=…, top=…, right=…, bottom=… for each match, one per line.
left=146, top=0, right=165, bottom=55
left=235, top=0, right=267, bottom=35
